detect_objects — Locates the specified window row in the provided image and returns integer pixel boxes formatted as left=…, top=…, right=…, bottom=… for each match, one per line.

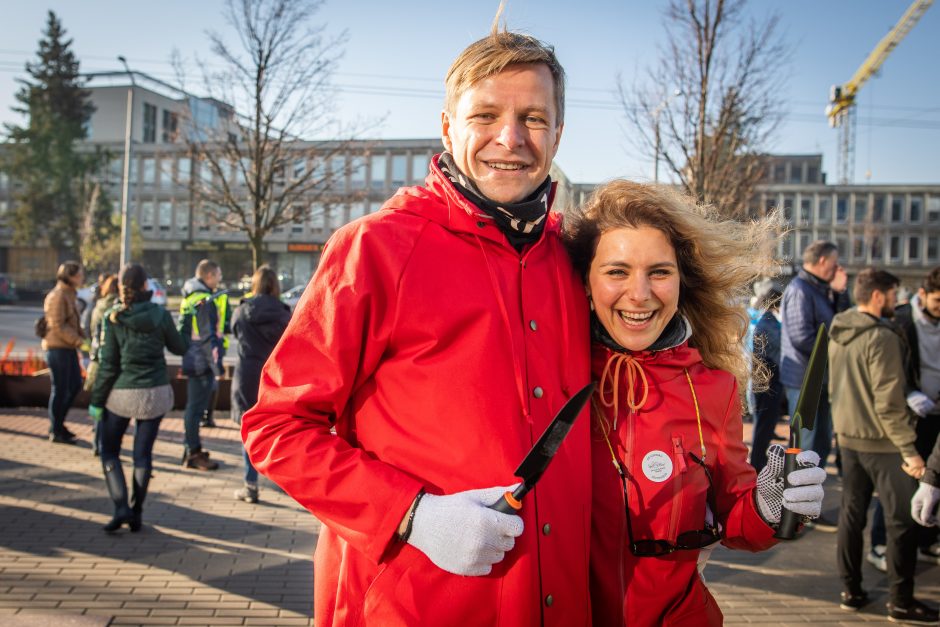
left=769, top=193, right=940, bottom=227
left=107, top=152, right=433, bottom=193
left=781, top=231, right=940, bottom=266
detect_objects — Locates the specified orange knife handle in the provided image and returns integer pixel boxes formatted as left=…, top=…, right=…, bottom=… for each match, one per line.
left=490, top=484, right=528, bottom=515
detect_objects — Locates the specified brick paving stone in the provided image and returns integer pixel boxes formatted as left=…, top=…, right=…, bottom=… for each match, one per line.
left=2, top=409, right=937, bottom=626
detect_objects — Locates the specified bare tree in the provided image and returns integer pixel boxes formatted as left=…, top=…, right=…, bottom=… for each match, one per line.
left=621, top=0, right=789, bottom=219
left=176, top=0, right=370, bottom=271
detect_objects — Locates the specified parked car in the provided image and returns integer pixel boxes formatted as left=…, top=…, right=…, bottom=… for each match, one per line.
left=281, top=285, right=305, bottom=310
left=0, top=274, right=17, bottom=303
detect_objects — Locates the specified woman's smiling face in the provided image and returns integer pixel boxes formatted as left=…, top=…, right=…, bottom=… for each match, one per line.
left=587, top=226, right=681, bottom=351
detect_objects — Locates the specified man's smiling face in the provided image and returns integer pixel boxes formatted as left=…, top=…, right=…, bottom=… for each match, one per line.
left=442, top=63, right=563, bottom=205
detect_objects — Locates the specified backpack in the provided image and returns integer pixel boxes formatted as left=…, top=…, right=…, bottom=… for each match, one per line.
left=34, top=315, right=48, bottom=338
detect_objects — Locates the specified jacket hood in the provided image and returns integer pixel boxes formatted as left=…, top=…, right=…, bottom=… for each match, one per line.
left=113, top=301, right=163, bottom=332
left=182, top=277, right=212, bottom=297
left=239, top=294, right=290, bottom=324
left=830, top=308, right=884, bottom=346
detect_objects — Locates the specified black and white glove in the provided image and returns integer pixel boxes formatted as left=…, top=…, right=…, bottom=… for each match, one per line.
left=407, top=485, right=524, bottom=576
left=755, top=444, right=827, bottom=525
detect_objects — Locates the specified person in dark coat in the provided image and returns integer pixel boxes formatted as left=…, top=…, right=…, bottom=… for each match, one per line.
left=751, top=287, right=785, bottom=472
left=231, top=265, right=291, bottom=503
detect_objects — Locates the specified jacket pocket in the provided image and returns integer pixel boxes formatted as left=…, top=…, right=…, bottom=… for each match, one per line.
left=663, top=574, right=723, bottom=626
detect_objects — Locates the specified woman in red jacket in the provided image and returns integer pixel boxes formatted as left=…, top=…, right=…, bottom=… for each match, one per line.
left=565, top=181, right=827, bottom=626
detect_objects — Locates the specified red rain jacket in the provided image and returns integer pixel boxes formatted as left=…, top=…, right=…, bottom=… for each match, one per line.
left=242, top=155, right=592, bottom=627
left=589, top=341, right=777, bottom=626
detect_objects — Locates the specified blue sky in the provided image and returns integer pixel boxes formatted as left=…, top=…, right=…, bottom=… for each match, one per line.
left=0, top=0, right=937, bottom=185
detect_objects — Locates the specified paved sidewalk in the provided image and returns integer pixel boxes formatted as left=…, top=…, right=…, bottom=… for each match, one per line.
left=0, top=409, right=937, bottom=626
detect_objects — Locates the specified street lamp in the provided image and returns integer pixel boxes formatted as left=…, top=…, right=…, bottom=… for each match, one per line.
left=653, top=89, right=682, bottom=184
left=118, top=56, right=136, bottom=267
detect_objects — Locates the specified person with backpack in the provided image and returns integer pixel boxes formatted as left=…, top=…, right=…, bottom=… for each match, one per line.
left=84, top=273, right=119, bottom=456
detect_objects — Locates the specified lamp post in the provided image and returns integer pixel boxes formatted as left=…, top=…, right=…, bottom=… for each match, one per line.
left=653, top=89, right=682, bottom=184
left=118, top=56, right=136, bottom=267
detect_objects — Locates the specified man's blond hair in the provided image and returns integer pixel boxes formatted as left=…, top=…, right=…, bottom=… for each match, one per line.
left=444, top=23, right=566, bottom=125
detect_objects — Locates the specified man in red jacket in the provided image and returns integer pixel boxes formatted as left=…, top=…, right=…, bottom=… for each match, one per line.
left=242, top=28, right=592, bottom=627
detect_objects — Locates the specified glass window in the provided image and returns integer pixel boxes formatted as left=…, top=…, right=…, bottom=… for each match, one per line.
left=835, top=235, right=848, bottom=259
left=291, top=207, right=304, bottom=233
left=852, top=234, right=865, bottom=262
left=0, top=171, right=9, bottom=190
left=773, top=164, right=785, bottom=182
left=391, top=154, right=407, bottom=188
left=0, top=200, right=8, bottom=217
left=818, top=196, right=831, bottom=223
left=800, top=198, right=812, bottom=225
left=782, top=196, right=793, bottom=223
left=331, top=205, right=347, bottom=229
left=889, top=235, right=902, bottom=261
left=330, top=156, right=346, bottom=192
left=178, top=157, right=191, bottom=184
left=873, top=195, right=885, bottom=222
left=853, top=196, right=868, bottom=223
left=161, top=110, right=177, bottom=143
left=143, top=103, right=157, bottom=143
left=909, top=236, right=921, bottom=262
left=836, top=196, right=848, bottom=224
left=158, top=201, right=172, bottom=231
left=911, top=196, right=923, bottom=223
left=928, top=195, right=940, bottom=224
left=371, top=155, right=387, bottom=191
left=197, top=204, right=211, bottom=232
left=807, top=165, right=819, bottom=184
left=789, top=165, right=803, bottom=184
left=780, top=234, right=793, bottom=260
left=310, top=203, right=325, bottom=230
left=870, top=236, right=883, bottom=262
left=412, top=153, right=428, bottom=183
left=891, top=196, right=904, bottom=223
left=350, top=201, right=367, bottom=220
left=142, top=158, right=155, bottom=185
left=140, top=201, right=154, bottom=231
left=350, top=157, right=366, bottom=190
left=368, top=201, right=379, bottom=214
left=109, top=158, right=123, bottom=185
left=292, top=158, right=306, bottom=181
left=929, top=236, right=939, bottom=262
left=199, top=160, right=212, bottom=188
left=175, top=202, right=189, bottom=233
left=311, top=158, right=326, bottom=188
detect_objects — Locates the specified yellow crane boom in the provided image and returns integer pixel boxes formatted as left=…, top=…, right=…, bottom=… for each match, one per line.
left=826, top=0, right=933, bottom=183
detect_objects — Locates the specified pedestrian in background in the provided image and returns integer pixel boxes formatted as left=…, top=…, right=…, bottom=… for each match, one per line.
left=84, top=273, right=119, bottom=456
left=829, top=268, right=937, bottom=623
left=179, top=259, right=225, bottom=470
left=231, top=265, right=290, bottom=504
left=750, top=287, right=785, bottom=472
left=43, top=260, right=85, bottom=444
left=88, top=263, right=193, bottom=533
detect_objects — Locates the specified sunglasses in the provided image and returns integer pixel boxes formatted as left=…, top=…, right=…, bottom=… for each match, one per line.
left=623, top=451, right=722, bottom=557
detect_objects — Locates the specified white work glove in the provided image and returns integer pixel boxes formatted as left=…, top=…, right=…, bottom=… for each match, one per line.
left=407, top=485, right=524, bottom=576
left=755, top=444, right=827, bottom=525
left=911, top=481, right=940, bottom=527
left=906, top=391, right=937, bottom=418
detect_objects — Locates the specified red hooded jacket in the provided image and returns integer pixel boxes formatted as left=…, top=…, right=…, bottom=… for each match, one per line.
left=242, top=155, right=592, bottom=626
left=589, top=340, right=777, bottom=626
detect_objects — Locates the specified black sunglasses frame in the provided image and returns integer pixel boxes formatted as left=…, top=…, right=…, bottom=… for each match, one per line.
left=622, top=450, right=723, bottom=557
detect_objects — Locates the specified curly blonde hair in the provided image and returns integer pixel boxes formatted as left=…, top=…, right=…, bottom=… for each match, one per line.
left=564, top=180, right=779, bottom=387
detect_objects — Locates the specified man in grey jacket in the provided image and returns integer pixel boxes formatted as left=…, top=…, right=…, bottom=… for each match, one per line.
left=829, top=268, right=936, bottom=623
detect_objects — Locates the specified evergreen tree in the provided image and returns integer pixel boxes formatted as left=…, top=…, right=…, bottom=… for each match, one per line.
left=3, top=11, right=112, bottom=256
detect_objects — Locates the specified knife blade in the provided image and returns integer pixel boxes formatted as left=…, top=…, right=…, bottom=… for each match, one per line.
left=776, top=323, right=829, bottom=539
left=490, top=381, right=595, bottom=515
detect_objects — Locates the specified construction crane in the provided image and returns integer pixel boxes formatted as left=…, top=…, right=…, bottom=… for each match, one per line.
left=826, top=0, right=933, bottom=184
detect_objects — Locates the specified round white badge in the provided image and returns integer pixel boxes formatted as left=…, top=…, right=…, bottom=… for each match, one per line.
left=641, top=450, right=674, bottom=483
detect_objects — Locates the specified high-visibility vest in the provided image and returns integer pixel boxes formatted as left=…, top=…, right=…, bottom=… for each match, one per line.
left=181, top=290, right=229, bottom=348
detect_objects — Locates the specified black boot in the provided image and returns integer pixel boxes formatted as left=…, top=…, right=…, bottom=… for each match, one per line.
left=102, top=460, right=133, bottom=533
left=129, top=467, right=151, bottom=532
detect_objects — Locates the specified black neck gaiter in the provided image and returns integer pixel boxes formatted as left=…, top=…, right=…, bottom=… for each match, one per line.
left=438, top=152, right=551, bottom=251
